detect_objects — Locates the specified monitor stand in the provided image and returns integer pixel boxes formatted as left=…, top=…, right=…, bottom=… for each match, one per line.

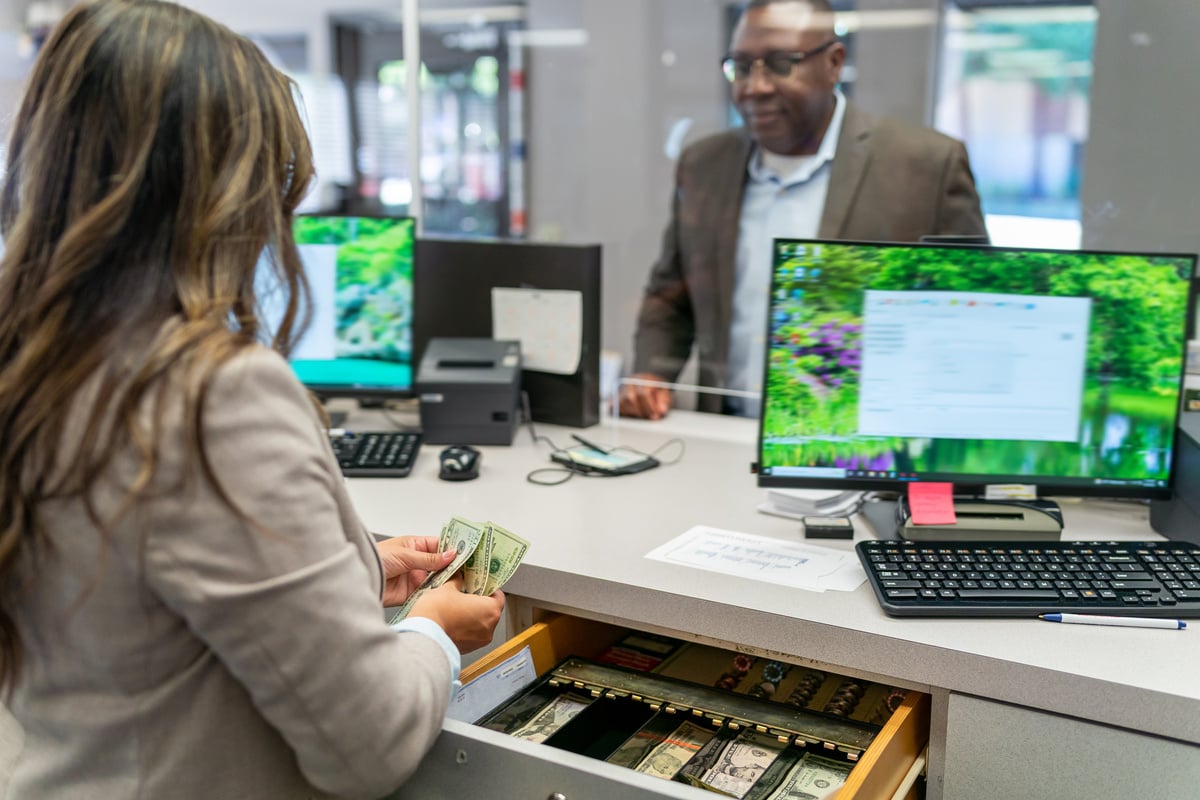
left=861, top=495, right=1064, bottom=541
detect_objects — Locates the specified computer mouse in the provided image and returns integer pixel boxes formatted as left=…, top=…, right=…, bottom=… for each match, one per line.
left=438, top=445, right=481, bottom=481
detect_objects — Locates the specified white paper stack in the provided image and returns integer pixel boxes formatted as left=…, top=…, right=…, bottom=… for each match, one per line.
left=757, top=489, right=864, bottom=521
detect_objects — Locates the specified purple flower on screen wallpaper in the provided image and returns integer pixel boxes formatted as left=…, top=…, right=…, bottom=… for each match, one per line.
left=832, top=452, right=895, bottom=471
left=777, top=318, right=863, bottom=391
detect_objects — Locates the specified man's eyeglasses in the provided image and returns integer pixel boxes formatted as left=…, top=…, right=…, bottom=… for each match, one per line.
left=721, top=39, right=839, bottom=83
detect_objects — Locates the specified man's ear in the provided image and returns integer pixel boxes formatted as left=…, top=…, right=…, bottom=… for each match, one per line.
left=826, top=41, right=847, bottom=85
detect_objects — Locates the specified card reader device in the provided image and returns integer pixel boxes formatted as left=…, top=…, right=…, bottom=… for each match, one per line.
left=895, top=497, right=1064, bottom=541
left=417, top=338, right=521, bottom=445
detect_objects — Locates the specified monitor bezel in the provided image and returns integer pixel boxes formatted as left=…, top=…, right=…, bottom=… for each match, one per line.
left=291, top=212, right=417, bottom=401
left=755, top=237, right=1199, bottom=501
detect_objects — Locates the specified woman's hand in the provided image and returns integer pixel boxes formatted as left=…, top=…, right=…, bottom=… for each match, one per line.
left=376, top=535, right=455, bottom=607
left=411, top=574, right=506, bottom=654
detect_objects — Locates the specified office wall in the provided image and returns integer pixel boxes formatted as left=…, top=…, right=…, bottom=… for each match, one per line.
left=0, top=3, right=29, bottom=165
left=1079, top=0, right=1200, bottom=256
left=851, top=0, right=941, bottom=126
left=524, top=0, right=727, bottom=369
left=0, top=2, right=24, bottom=28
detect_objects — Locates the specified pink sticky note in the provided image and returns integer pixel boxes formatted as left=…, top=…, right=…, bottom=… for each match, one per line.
left=908, top=483, right=957, bottom=525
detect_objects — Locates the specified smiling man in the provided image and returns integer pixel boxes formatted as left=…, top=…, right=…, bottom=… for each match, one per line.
left=622, top=0, right=986, bottom=420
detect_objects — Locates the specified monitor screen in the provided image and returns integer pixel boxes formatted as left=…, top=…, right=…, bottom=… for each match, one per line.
left=286, top=215, right=415, bottom=398
left=757, top=239, right=1197, bottom=500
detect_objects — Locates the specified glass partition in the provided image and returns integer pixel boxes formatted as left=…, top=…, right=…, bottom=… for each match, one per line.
left=2, top=0, right=1197, bottom=425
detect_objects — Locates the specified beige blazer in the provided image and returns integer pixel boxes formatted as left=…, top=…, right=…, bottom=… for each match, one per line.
left=633, top=102, right=988, bottom=413
left=3, top=346, right=452, bottom=799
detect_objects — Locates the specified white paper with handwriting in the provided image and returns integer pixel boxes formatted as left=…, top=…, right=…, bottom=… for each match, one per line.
left=645, top=526, right=866, bottom=593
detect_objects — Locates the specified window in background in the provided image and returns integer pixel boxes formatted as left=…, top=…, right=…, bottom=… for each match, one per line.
left=250, top=34, right=353, bottom=216
left=333, top=11, right=523, bottom=238
left=936, top=1, right=1097, bottom=249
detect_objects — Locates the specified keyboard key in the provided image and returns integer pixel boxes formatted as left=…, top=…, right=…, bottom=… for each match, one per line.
left=329, top=430, right=422, bottom=478
left=956, top=589, right=1061, bottom=601
left=882, top=580, right=921, bottom=589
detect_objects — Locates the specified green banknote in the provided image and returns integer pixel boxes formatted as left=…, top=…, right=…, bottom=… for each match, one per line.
left=462, top=523, right=495, bottom=595
left=390, top=516, right=529, bottom=622
left=391, top=516, right=485, bottom=620
left=481, top=521, right=530, bottom=596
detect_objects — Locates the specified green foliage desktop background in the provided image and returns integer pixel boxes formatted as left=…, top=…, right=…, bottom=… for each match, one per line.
left=291, top=216, right=415, bottom=389
left=761, top=243, right=1192, bottom=485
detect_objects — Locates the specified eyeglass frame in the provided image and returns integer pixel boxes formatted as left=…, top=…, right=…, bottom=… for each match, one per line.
left=721, top=39, right=840, bottom=84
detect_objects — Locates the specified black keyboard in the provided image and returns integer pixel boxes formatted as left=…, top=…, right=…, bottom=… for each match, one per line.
left=857, top=540, right=1200, bottom=617
left=328, top=430, right=421, bottom=477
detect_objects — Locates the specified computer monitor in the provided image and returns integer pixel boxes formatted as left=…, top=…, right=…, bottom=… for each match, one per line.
left=285, top=214, right=416, bottom=400
left=757, top=239, right=1197, bottom=501
left=414, top=237, right=602, bottom=428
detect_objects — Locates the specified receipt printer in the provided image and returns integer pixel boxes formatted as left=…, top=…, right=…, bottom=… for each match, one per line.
left=417, top=338, right=522, bottom=445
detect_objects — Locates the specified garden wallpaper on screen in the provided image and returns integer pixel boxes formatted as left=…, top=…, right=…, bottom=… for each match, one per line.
left=761, top=243, right=1191, bottom=484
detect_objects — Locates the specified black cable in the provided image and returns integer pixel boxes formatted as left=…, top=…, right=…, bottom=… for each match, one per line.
left=520, top=390, right=684, bottom=486
left=380, top=407, right=409, bottom=431
left=522, top=390, right=566, bottom=451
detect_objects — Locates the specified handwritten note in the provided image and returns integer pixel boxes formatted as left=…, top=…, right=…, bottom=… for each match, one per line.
left=908, top=482, right=957, bottom=525
left=644, top=526, right=866, bottom=593
left=491, top=287, right=582, bottom=375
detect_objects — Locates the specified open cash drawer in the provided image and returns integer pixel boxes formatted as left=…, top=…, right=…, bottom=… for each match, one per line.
left=393, top=613, right=929, bottom=800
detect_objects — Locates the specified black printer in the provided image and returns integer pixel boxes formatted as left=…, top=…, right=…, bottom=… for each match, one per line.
left=416, top=338, right=522, bottom=445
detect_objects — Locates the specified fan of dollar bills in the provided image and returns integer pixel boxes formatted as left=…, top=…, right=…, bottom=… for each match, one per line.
left=390, top=515, right=530, bottom=623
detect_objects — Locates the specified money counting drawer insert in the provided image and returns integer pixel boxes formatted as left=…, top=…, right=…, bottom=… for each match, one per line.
left=483, top=657, right=879, bottom=762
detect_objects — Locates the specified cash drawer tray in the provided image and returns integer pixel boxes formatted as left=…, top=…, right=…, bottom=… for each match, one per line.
left=452, top=613, right=929, bottom=800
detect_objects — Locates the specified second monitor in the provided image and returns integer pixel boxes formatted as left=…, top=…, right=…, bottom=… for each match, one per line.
left=288, top=214, right=416, bottom=400
left=756, top=239, right=1197, bottom=509
left=414, top=237, right=601, bottom=428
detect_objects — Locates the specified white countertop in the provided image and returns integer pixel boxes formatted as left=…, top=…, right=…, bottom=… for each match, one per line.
left=346, top=408, right=1200, bottom=746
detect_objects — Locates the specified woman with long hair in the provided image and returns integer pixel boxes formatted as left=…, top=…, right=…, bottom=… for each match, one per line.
left=0, top=1, right=504, bottom=796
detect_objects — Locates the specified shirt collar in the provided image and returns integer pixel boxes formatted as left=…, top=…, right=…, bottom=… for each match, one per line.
left=748, top=87, right=847, bottom=187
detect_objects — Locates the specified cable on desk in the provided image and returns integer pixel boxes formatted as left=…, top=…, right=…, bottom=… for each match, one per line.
left=520, top=391, right=685, bottom=486
left=379, top=407, right=409, bottom=431
left=646, top=437, right=685, bottom=466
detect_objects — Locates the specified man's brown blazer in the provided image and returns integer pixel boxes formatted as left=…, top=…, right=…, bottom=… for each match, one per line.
left=633, top=102, right=988, bottom=413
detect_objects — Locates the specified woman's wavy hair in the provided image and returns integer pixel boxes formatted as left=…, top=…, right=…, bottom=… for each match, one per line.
left=0, top=0, right=315, bottom=692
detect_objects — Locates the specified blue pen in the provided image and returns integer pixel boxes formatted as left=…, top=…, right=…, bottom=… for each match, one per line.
left=1039, top=613, right=1186, bottom=630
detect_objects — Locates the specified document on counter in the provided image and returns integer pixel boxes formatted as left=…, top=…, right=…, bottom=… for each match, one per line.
left=446, top=645, right=538, bottom=723
left=645, top=526, right=866, bottom=593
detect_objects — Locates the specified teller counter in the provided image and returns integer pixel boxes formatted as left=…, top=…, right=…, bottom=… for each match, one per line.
left=344, top=408, right=1200, bottom=799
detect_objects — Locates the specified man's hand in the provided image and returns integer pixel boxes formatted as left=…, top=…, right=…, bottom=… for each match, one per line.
left=377, top=535, right=455, bottom=608
left=618, top=373, right=673, bottom=420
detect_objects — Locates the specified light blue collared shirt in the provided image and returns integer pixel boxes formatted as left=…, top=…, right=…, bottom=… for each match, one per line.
left=392, top=616, right=463, bottom=693
left=726, top=89, right=847, bottom=417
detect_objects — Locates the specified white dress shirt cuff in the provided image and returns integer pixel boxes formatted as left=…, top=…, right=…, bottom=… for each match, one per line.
left=391, top=617, right=463, bottom=693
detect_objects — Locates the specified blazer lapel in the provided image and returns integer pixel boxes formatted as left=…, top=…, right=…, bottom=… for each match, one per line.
left=819, top=102, right=872, bottom=239
left=705, top=131, right=753, bottom=381
left=713, top=132, right=753, bottom=375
